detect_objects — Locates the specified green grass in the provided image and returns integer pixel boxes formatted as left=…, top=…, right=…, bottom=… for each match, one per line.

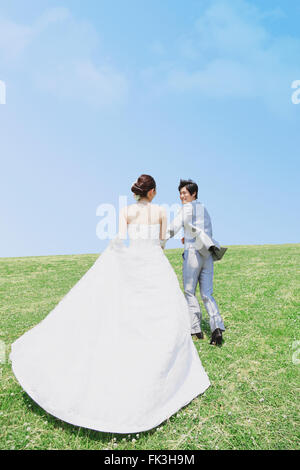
left=0, top=244, right=299, bottom=450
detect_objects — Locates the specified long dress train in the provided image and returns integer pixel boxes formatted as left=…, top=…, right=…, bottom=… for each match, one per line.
left=10, top=224, right=210, bottom=433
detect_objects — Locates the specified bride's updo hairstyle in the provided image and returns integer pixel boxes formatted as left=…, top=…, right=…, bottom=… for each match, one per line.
left=131, top=174, right=156, bottom=199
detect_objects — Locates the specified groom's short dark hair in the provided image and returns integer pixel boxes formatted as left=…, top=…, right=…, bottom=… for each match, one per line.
left=178, top=179, right=198, bottom=199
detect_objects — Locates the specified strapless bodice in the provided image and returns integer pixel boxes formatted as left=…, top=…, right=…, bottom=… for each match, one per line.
left=127, top=224, right=161, bottom=247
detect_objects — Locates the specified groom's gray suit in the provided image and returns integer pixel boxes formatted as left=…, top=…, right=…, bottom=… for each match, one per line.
left=164, top=200, right=225, bottom=335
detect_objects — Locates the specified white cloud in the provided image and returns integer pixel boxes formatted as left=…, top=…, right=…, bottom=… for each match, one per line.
left=167, top=59, right=257, bottom=98
left=193, top=0, right=269, bottom=59
left=0, top=8, right=71, bottom=62
left=0, top=7, right=128, bottom=108
left=35, top=60, right=128, bottom=108
left=0, top=17, right=33, bottom=61
left=144, top=0, right=300, bottom=112
left=35, top=6, right=71, bottom=29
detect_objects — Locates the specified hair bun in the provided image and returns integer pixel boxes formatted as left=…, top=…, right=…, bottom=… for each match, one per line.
left=131, top=182, right=144, bottom=196
left=131, top=175, right=156, bottom=198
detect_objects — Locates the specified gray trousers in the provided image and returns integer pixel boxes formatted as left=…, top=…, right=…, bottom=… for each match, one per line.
left=182, top=249, right=225, bottom=334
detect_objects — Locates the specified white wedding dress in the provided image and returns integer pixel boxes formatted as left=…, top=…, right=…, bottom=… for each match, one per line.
left=10, top=223, right=210, bottom=433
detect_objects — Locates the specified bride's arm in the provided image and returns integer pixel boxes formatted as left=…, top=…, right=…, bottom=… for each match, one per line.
left=159, top=207, right=167, bottom=249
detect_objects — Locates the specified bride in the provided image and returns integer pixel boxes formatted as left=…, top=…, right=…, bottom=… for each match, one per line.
left=10, top=174, right=210, bottom=433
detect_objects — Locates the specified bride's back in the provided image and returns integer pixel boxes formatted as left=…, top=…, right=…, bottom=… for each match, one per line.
left=126, top=203, right=162, bottom=225
left=119, top=202, right=166, bottom=240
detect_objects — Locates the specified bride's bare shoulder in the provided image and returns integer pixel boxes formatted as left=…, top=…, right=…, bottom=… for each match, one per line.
left=149, top=203, right=164, bottom=210
left=120, top=204, right=140, bottom=216
left=150, top=204, right=167, bottom=220
left=127, top=203, right=139, bottom=210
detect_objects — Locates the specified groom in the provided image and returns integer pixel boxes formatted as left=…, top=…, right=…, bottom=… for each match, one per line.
left=164, top=179, right=225, bottom=346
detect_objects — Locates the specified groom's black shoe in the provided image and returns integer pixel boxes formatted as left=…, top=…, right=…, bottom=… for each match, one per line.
left=210, top=328, right=223, bottom=346
left=191, top=332, right=204, bottom=340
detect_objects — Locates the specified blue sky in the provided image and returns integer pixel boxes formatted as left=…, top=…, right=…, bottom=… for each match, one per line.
left=0, top=0, right=299, bottom=257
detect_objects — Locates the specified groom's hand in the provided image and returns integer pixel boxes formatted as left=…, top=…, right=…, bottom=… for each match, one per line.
left=181, top=237, right=185, bottom=245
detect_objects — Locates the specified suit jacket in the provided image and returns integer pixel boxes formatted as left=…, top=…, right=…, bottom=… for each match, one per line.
left=164, top=201, right=221, bottom=258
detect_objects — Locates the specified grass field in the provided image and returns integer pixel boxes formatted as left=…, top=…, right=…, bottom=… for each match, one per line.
left=0, top=244, right=299, bottom=450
